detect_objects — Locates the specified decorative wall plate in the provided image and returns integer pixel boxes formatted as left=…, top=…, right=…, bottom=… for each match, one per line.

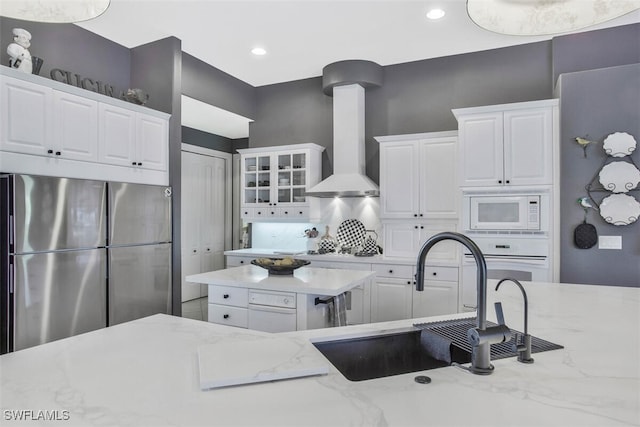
left=598, top=161, right=640, bottom=193
left=599, top=194, right=640, bottom=226
left=603, top=132, right=636, bottom=157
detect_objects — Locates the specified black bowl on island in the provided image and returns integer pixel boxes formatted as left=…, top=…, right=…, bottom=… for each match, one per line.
left=251, top=258, right=310, bottom=275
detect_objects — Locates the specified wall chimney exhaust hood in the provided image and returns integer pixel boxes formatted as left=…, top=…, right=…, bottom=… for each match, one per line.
left=306, top=60, right=383, bottom=198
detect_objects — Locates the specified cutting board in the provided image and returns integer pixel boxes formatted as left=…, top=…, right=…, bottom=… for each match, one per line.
left=198, top=337, right=329, bottom=390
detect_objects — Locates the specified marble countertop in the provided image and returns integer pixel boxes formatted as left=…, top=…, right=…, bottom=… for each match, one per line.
left=224, top=248, right=458, bottom=267
left=1, top=280, right=639, bottom=426
left=186, top=265, right=375, bottom=296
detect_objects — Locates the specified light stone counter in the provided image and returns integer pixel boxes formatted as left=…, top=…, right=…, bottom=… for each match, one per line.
left=186, top=265, right=375, bottom=296
left=224, top=248, right=458, bottom=267
left=1, top=280, right=638, bottom=426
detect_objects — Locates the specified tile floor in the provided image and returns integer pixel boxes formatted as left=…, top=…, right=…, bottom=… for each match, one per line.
left=181, top=297, right=208, bottom=322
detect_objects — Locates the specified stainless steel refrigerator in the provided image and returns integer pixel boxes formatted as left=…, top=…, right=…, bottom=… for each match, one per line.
left=107, top=182, right=172, bottom=326
left=1, top=174, right=172, bottom=354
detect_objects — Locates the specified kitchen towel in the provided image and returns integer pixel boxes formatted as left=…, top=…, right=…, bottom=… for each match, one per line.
left=420, top=329, right=453, bottom=364
left=328, top=293, right=348, bottom=327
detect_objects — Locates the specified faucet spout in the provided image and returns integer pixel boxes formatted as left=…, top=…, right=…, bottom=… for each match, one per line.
left=416, top=232, right=507, bottom=375
left=495, top=278, right=534, bottom=364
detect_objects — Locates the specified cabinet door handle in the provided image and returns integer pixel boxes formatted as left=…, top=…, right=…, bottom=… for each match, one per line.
left=55, top=151, right=61, bottom=156
left=132, top=161, right=137, bottom=166
left=223, top=314, right=229, bottom=319
left=257, top=211, right=262, bottom=215
left=206, top=248, right=211, bottom=252
left=419, top=213, right=423, bottom=217
left=407, top=280, right=411, bottom=285
left=223, top=294, right=229, bottom=299
left=413, top=214, right=418, bottom=217
left=498, top=180, right=503, bottom=184
left=414, top=225, right=418, bottom=229
left=299, top=211, right=303, bottom=215
left=192, top=249, right=197, bottom=253
left=432, top=272, right=437, bottom=276
left=137, top=162, right=142, bottom=166
left=47, top=149, right=54, bottom=154
left=505, top=180, right=510, bottom=184
left=284, top=211, right=288, bottom=215
left=388, top=269, right=393, bottom=274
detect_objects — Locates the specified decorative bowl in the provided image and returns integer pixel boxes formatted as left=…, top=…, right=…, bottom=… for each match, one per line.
left=251, top=258, right=310, bottom=275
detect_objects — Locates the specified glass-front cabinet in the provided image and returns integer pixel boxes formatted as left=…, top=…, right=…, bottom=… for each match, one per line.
left=238, top=144, right=324, bottom=221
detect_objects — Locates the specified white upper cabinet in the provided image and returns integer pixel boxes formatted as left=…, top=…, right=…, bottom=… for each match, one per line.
left=98, top=103, right=137, bottom=167
left=0, top=67, right=170, bottom=185
left=238, top=144, right=324, bottom=222
left=53, top=91, right=99, bottom=162
left=377, top=131, right=458, bottom=220
left=1, top=75, right=53, bottom=156
left=453, top=100, right=558, bottom=188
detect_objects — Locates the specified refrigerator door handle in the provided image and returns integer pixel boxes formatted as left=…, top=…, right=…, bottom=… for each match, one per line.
left=8, top=256, right=14, bottom=294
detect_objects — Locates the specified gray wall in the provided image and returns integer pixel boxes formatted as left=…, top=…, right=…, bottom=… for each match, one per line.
left=182, top=127, right=249, bottom=153
left=250, top=42, right=553, bottom=183
left=131, top=37, right=184, bottom=313
left=552, top=24, right=640, bottom=85
left=0, top=17, right=131, bottom=96
left=182, top=53, right=255, bottom=120
left=558, top=64, right=640, bottom=286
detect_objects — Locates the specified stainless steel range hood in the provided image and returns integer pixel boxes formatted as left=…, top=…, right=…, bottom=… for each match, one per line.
left=306, top=84, right=379, bottom=197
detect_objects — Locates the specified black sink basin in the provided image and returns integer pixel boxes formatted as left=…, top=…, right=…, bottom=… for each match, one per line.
left=312, top=328, right=471, bottom=381
left=312, top=317, right=563, bottom=382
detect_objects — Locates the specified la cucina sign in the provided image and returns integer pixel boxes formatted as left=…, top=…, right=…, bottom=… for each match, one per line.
left=50, top=68, right=117, bottom=98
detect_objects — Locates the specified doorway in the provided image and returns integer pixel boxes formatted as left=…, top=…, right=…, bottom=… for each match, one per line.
left=180, top=144, right=232, bottom=313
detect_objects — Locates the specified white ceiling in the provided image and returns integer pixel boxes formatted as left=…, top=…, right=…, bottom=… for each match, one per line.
left=76, top=0, right=640, bottom=138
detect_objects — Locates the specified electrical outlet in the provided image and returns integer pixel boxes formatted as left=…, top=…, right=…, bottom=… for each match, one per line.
left=598, top=235, right=622, bottom=250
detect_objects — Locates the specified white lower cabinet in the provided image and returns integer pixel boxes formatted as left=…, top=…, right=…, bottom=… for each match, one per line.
left=371, top=278, right=413, bottom=322
left=383, top=220, right=459, bottom=262
left=208, top=285, right=249, bottom=328
left=413, top=266, right=459, bottom=318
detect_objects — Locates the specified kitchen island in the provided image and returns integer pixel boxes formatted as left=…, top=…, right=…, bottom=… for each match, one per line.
left=186, top=265, right=375, bottom=331
left=1, top=280, right=638, bottom=426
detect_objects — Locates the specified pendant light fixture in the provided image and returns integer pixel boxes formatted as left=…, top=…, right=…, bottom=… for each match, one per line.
left=0, top=0, right=110, bottom=23
left=467, top=0, right=640, bottom=36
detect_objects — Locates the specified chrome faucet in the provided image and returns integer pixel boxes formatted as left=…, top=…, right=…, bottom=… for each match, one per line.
left=416, top=232, right=510, bottom=375
left=495, top=278, right=534, bottom=364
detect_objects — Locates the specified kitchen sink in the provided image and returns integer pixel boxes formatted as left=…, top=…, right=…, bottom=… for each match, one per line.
left=312, top=328, right=471, bottom=381
left=312, top=317, right=563, bottom=382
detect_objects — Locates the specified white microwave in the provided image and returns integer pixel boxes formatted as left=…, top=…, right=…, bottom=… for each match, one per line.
left=466, top=194, right=542, bottom=231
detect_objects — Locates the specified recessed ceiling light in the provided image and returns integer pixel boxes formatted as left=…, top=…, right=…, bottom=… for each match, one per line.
left=251, top=47, right=267, bottom=56
left=426, top=8, right=445, bottom=20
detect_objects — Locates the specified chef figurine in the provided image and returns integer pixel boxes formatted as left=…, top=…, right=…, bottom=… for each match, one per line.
left=7, top=28, right=33, bottom=74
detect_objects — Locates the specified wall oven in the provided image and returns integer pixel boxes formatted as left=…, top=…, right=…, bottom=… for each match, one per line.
left=460, top=236, right=551, bottom=312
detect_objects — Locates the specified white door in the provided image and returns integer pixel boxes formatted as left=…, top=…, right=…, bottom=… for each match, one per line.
left=370, top=278, right=413, bottom=322
left=1, top=75, right=52, bottom=156
left=418, top=137, right=457, bottom=218
left=98, top=103, right=136, bottom=167
left=136, top=114, right=168, bottom=171
left=504, top=108, right=553, bottom=186
left=379, top=140, right=419, bottom=219
left=181, top=148, right=231, bottom=302
left=181, top=151, right=203, bottom=302
left=458, top=112, right=503, bottom=187
left=53, top=91, right=98, bottom=162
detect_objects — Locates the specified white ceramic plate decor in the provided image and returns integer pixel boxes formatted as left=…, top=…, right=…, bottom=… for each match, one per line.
left=603, top=132, right=637, bottom=157
left=598, top=161, right=640, bottom=193
left=599, top=194, right=640, bottom=226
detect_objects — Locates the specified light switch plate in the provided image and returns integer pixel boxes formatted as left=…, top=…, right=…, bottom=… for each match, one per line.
left=598, top=235, right=622, bottom=250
